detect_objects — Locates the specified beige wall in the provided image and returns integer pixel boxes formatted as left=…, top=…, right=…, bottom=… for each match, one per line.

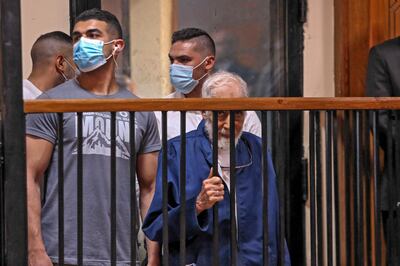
left=21, top=0, right=69, bottom=79
left=130, top=0, right=173, bottom=98
left=303, top=0, right=334, bottom=97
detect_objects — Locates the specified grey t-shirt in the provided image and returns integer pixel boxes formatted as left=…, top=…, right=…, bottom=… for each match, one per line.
left=26, top=79, right=161, bottom=265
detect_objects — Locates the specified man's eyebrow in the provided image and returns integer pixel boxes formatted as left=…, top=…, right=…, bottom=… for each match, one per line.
left=71, top=28, right=103, bottom=37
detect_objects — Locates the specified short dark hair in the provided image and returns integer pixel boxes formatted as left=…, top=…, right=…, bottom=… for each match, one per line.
left=34, top=31, right=71, bottom=46
left=31, top=31, right=72, bottom=66
left=172, top=28, right=216, bottom=56
left=75, top=8, right=123, bottom=39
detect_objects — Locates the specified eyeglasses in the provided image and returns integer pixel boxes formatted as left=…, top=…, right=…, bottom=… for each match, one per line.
left=217, top=110, right=245, bottom=121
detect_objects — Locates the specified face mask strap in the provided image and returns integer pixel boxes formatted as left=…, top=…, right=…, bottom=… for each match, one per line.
left=193, top=56, right=209, bottom=70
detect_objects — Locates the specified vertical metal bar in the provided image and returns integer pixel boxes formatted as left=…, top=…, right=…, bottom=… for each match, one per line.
left=129, top=112, right=138, bottom=264
left=1, top=0, right=27, bottom=265
left=315, top=112, right=323, bottom=265
left=262, top=111, right=269, bottom=266
left=364, top=111, right=372, bottom=266
left=212, top=111, right=220, bottom=266
left=309, top=111, right=316, bottom=266
left=179, top=111, right=186, bottom=266
left=393, top=111, right=399, bottom=265
left=0, top=118, right=3, bottom=266
left=58, top=113, right=65, bottom=266
left=332, top=111, right=341, bottom=265
left=161, top=111, right=169, bottom=265
left=372, top=111, right=381, bottom=266
left=77, top=112, right=83, bottom=266
left=278, top=111, right=286, bottom=266
left=110, top=112, right=117, bottom=266
left=325, top=111, right=333, bottom=266
left=387, top=111, right=394, bottom=264
left=229, top=111, right=237, bottom=266
left=355, top=110, right=363, bottom=266
left=344, top=111, right=352, bottom=266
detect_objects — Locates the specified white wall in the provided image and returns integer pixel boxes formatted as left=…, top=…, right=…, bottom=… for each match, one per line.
left=21, top=0, right=69, bottom=79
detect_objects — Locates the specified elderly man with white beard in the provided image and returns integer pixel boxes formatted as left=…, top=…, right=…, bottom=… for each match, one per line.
left=143, top=71, right=291, bottom=265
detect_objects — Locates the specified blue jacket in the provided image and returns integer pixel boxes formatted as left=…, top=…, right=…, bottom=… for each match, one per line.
left=143, top=120, right=291, bottom=265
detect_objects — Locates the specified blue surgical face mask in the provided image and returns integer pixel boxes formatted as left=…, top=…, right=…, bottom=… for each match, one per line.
left=73, top=37, right=116, bottom=72
left=170, top=57, right=209, bottom=94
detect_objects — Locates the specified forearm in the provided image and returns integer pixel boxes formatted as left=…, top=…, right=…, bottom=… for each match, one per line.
left=27, top=175, right=46, bottom=252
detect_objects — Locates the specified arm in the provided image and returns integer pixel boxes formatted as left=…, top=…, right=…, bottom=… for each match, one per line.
left=26, top=136, right=54, bottom=266
left=366, top=46, right=393, bottom=149
left=137, top=151, right=160, bottom=265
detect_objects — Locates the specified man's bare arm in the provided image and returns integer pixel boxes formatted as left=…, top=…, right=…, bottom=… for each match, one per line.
left=137, top=151, right=159, bottom=265
left=26, top=136, right=54, bottom=266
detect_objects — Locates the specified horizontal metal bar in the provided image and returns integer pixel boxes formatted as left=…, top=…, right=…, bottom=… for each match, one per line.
left=24, top=97, right=400, bottom=113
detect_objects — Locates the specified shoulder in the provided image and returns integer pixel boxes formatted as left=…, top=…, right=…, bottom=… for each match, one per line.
left=371, top=37, right=400, bottom=56
left=41, top=80, right=82, bottom=99
left=242, top=131, right=261, bottom=143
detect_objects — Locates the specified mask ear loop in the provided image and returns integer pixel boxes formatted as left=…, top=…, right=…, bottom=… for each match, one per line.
left=106, top=45, right=119, bottom=68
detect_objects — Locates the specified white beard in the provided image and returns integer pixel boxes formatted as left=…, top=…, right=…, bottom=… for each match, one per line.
left=204, top=119, right=241, bottom=150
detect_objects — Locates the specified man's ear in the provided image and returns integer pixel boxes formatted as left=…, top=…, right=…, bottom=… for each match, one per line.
left=114, top=39, right=125, bottom=55
left=205, top=56, right=215, bottom=72
left=55, top=55, right=65, bottom=72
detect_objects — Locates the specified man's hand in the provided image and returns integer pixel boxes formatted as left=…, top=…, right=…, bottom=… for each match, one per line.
left=196, top=169, right=224, bottom=214
left=28, top=249, right=52, bottom=266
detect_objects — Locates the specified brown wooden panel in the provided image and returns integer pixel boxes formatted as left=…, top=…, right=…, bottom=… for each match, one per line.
left=390, top=0, right=400, bottom=37
left=23, top=97, right=400, bottom=113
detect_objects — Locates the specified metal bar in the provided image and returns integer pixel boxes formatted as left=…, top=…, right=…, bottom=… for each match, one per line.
left=309, top=111, right=316, bottom=266
left=277, top=111, right=286, bottom=266
left=229, top=111, right=237, bottom=266
left=332, top=111, right=341, bottom=265
left=1, top=0, right=27, bottom=264
left=372, top=111, right=381, bottom=266
left=179, top=111, right=186, bottom=266
left=315, top=112, right=323, bottom=265
left=393, top=111, right=400, bottom=265
left=212, top=111, right=219, bottom=266
left=129, top=112, right=138, bottom=264
left=110, top=112, right=117, bottom=265
left=355, top=110, right=363, bottom=266
left=161, top=111, right=169, bottom=266
left=325, top=111, right=333, bottom=266
left=364, top=111, right=372, bottom=266
left=262, top=111, right=269, bottom=266
left=58, top=113, right=65, bottom=265
left=387, top=111, right=394, bottom=264
left=0, top=118, right=3, bottom=266
left=77, top=112, right=83, bottom=266
left=344, top=111, right=352, bottom=266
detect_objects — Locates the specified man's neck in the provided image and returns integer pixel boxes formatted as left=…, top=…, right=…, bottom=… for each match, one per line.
left=76, top=64, right=118, bottom=95
left=27, top=73, right=56, bottom=93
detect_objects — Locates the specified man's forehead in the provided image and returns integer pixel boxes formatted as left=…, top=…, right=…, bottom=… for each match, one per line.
left=73, top=19, right=108, bottom=34
left=169, top=40, right=201, bottom=56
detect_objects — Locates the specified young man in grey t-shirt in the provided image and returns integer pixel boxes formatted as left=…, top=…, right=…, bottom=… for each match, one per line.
left=26, top=9, right=160, bottom=266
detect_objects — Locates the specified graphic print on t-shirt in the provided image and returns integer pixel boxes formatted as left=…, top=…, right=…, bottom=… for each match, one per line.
left=73, top=112, right=134, bottom=159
